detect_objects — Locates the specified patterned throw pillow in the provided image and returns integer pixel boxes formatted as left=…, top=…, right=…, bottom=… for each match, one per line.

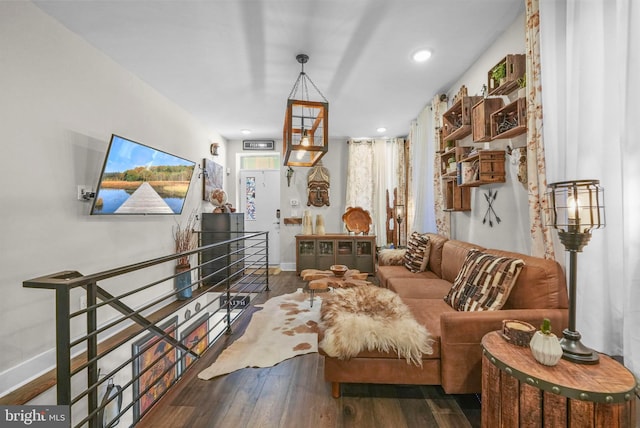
left=444, top=249, right=525, bottom=311
left=403, top=232, right=431, bottom=273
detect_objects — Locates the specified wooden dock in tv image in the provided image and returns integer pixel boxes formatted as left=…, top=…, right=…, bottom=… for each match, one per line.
left=115, top=182, right=173, bottom=214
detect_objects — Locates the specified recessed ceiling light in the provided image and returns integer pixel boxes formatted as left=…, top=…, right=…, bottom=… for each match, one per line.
left=412, top=49, right=432, bottom=63
left=376, top=127, right=387, bottom=133
left=241, top=129, right=251, bottom=135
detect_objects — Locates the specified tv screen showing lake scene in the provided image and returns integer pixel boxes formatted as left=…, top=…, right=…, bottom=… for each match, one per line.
left=91, top=135, right=196, bottom=215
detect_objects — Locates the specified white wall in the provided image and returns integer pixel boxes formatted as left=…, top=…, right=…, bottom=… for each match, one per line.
left=441, top=12, right=530, bottom=253
left=0, top=3, right=225, bottom=394
left=224, top=138, right=349, bottom=270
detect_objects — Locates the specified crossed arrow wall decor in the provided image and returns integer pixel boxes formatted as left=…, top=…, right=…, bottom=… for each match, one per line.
left=483, top=188, right=501, bottom=227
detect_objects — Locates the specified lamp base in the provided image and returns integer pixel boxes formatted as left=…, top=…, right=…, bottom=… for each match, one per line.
left=559, top=329, right=600, bottom=364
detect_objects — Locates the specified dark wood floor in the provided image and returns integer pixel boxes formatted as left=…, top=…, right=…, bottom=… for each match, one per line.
left=137, top=271, right=481, bottom=428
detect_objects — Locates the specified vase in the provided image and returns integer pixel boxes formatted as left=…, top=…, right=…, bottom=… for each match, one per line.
left=315, top=214, right=325, bottom=235
left=518, top=87, right=527, bottom=99
left=175, top=264, right=192, bottom=300
left=302, top=210, right=313, bottom=235
left=529, top=331, right=563, bottom=366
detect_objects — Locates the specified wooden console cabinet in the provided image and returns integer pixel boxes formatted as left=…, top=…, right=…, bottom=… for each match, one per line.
left=295, top=234, right=376, bottom=275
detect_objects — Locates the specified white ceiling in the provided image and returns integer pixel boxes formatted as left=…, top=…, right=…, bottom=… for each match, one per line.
left=33, top=0, right=524, bottom=141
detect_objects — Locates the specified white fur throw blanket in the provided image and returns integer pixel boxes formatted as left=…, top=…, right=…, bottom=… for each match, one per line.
left=319, top=286, right=433, bottom=366
left=377, top=248, right=407, bottom=266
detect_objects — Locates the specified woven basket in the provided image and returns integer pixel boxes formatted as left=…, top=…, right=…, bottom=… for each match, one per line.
left=501, top=319, right=536, bottom=347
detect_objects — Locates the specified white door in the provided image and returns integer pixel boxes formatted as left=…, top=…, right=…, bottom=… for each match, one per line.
left=239, top=169, right=281, bottom=266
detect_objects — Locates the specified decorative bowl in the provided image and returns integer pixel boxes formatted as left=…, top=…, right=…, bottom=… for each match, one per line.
left=330, top=264, right=348, bottom=277
left=501, top=319, right=536, bottom=347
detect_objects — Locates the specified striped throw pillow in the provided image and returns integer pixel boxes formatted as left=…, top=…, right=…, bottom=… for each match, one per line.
left=444, top=249, right=524, bottom=311
left=403, top=232, right=431, bottom=273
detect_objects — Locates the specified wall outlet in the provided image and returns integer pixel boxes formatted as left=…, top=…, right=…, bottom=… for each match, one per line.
left=77, top=185, right=92, bottom=201
left=290, top=198, right=299, bottom=206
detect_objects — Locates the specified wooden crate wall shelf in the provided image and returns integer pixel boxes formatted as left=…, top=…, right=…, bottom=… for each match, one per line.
left=440, top=147, right=458, bottom=178
left=490, top=98, right=527, bottom=140
left=442, top=96, right=483, bottom=141
left=458, top=150, right=506, bottom=187
left=488, top=54, right=525, bottom=96
left=472, top=98, right=504, bottom=142
left=436, top=127, right=445, bottom=153
left=444, top=180, right=471, bottom=212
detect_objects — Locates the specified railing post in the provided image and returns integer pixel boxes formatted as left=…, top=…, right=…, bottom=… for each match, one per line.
left=86, top=282, right=99, bottom=428
left=265, top=232, right=270, bottom=291
left=55, top=285, right=72, bottom=405
left=225, top=244, right=232, bottom=334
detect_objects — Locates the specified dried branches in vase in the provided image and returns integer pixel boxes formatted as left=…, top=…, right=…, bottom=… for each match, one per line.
left=173, top=211, right=198, bottom=267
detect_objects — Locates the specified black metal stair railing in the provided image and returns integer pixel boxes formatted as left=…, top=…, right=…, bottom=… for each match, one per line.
left=22, top=231, right=269, bottom=428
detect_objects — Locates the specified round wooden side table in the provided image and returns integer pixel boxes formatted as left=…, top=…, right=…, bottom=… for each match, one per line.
left=481, top=331, right=638, bottom=427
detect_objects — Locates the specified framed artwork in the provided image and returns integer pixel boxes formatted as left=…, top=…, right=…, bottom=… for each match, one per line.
left=132, top=316, right=178, bottom=422
left=180, top=314, right=209, bottom=372
left=203, top=158, right=224, bottom=201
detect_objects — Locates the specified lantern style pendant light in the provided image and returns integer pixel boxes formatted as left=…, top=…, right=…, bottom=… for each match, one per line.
left=283, top=54, right=329, bottom=167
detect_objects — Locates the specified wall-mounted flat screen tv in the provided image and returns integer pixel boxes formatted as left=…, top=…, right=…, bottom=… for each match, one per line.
left=91, top=134, right=196, bottom=215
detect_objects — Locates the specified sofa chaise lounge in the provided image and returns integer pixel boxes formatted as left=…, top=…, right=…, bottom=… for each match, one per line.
left=319, top=233, right=569, bottom=398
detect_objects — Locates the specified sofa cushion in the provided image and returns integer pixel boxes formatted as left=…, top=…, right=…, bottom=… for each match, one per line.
left=403, top=232, right=431, bottom=272
left=484, top=249, right=568, bottom=309
left=403, top=297, right=456, bottom=357
left=388, top=278, right=451, bottom=299
left=440, top=240, right=485, bottom=283
left=424, top=234, right=448, bottom=277
left=444, top=249, right=525, bottom=311
left=377, top=266, right=435, bottom=288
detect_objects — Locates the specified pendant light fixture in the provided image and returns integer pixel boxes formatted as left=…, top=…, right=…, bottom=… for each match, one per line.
left=283, top=53, right=329, bottom=167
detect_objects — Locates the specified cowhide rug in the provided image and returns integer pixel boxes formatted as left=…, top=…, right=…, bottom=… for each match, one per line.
left=198, top=290, right=321, bottom=380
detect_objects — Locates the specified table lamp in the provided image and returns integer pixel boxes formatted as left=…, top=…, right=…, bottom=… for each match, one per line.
left=546, top=179, right=605, bottom=364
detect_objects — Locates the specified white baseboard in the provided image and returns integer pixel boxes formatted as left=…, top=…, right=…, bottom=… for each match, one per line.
left=0, top=350, right=55, bottom=398
left=280, top=263, right=296, bottom=272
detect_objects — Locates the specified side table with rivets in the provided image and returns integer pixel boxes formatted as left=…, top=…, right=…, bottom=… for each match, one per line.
left=481, top=330, right=638, bottom=427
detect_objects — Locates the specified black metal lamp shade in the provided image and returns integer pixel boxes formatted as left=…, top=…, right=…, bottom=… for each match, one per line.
left=546, top=179, right=605, bottom=364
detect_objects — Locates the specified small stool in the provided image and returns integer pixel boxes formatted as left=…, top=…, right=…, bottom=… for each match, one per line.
left=307, top=281, right=329, bottom=307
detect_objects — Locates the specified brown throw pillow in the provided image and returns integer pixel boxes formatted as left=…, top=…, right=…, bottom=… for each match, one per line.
left=444, top=249, right=524, bottom=311
left=403, top=232, right=431, bottom=273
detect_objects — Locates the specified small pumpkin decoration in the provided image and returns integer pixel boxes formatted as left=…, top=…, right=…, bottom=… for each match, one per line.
left=529, top=318, right=563, bottom=366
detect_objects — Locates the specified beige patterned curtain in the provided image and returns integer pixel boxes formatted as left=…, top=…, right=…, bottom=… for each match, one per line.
left=346, top=138, right=405, bottom=246
left=345, top=139, right=375, bottom=214
left=432, top=95, right=450, bottom=237
left=526, top=0, right=555, bottom=259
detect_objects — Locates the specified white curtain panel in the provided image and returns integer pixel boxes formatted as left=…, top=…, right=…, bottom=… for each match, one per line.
left=377, top=138, right=402, bottom=246
left=540, top=0, right=640, bottom=377
left=410, top=104, right=437, bottom=235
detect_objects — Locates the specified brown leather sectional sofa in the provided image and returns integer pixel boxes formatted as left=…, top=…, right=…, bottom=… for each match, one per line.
left=319, top=233, right=569, bottom=398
